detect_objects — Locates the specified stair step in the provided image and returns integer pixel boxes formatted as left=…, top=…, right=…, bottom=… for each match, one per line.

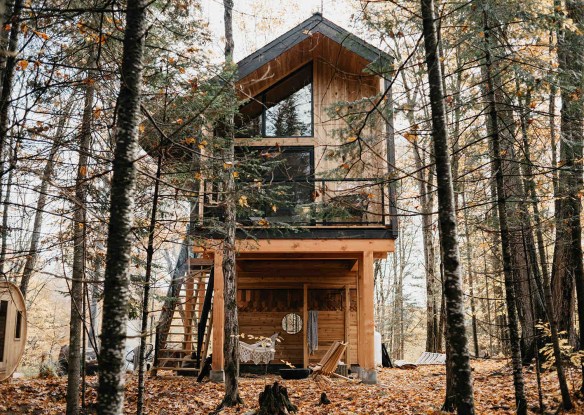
left=152, top=367, right=200, bottom=372
left=158, top=349, right=197, bottom=353
left=156, top=357, right=198, bottom=362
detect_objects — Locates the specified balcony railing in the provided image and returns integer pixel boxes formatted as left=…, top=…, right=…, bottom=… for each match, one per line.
left=200, top=178, right=391, bottom=227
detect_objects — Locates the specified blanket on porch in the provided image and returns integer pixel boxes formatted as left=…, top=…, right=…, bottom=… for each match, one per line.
left=308, top=310, right=318, bottom=355
left=239, top=332, right=279, bottom=365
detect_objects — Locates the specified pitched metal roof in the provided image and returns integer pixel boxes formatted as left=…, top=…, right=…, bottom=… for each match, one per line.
left=236, top=12, right=393, bottom=81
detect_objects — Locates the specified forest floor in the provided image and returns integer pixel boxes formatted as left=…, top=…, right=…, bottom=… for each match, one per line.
left=0, top=360, right=582, bottom=414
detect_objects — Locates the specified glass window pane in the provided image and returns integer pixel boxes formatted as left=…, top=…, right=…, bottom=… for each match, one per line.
left=236, top=64, right=313, bottom=138
left=265, top=84, right=312, bottom=137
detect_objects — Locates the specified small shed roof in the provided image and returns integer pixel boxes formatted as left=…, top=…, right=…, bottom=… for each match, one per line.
left=235, top=13, right=393, bottom=81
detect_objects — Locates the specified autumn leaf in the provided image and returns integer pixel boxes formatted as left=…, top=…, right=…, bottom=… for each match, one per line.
left=257, top=218, right=270, bottom=227
left=403, top=132, right=417, bottom=143
left=17, top=60, right=29, bottom=70
left=238, top=195, right=249, bottom=207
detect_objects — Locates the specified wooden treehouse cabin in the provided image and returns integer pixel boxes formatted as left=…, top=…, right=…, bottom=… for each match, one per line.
left=151, top=13, right=397, bottom=384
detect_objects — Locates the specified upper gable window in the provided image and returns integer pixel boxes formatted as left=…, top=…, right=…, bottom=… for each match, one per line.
left=236, top=63, right=313, bottom=138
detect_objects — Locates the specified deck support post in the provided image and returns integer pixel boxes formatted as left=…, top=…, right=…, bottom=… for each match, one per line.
left=211, top=250, right=224, bottom=381
left=303, top=283, right=309, bottom=368
left=358, top=251, right=376, bottom=384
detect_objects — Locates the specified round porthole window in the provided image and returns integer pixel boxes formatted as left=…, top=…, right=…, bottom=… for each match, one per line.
left=281, top=313, right=302, bottom=335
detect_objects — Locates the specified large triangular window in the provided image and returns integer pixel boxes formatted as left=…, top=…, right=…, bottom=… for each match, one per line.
left=236, top=63, right=313, bottom=138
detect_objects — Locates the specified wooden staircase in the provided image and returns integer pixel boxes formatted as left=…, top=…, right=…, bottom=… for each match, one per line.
left=152, top=258, right=214, bottom=376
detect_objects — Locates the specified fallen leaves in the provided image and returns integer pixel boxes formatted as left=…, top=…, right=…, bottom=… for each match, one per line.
left=0, top=361, right=581, bottom=414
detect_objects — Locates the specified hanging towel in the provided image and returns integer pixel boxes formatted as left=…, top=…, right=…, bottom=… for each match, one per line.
left=308, top=310, right=318, bottom=355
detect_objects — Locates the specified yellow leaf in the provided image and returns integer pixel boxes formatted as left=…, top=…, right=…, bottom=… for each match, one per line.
left=197, top=139, right=207, bottom=150
left=79, top=166, right=87, bottom=177
left=184, top=137, right=196, bottom=145
left=346, top=136, right=357, bottom=143
left=238, top=195, right=249, bottom=207
left=194, top=172, right=202, bottom=180
left=257, top=218, right=270, bottom=227
left=271, top=205, right=277, bottom=212
left=176, top=118, right=183, bottom=124
left=232, top=171, right=239, bottom=178
left=179, top=67, right=186, bottom=74
left=92, top=107, right=101, bottom=119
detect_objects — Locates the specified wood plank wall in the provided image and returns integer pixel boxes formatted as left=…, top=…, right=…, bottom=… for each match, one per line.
left=236, top=34, right=388, bottom=221
left=236, top=263, right=359, bottom=367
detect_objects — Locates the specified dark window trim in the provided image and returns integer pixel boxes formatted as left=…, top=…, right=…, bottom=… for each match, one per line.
left=239, top=62, right=314, bottom=139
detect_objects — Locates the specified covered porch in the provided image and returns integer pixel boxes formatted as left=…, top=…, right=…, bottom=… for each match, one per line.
left=208, top=239, right=393, bottom=382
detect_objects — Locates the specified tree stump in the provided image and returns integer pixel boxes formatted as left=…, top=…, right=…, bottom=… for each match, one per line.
left=257, top=382, right=297, bottom=415
left=318, top=392, right=331, bottom=405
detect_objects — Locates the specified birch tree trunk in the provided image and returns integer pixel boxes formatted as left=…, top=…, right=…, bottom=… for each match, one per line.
left=97, top=1, right=147, bottom=413
left=420, top=1, right=474, bottom=412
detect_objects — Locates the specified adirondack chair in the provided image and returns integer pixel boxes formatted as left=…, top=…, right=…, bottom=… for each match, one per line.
left=310, top=341, right=347, bottom=379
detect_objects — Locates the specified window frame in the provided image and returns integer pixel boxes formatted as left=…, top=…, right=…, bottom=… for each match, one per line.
left=238, top=62, right=314, bottom=139
left=0, top=300, right=7, bottom=362
left=14, top=310, right=22, bottom=341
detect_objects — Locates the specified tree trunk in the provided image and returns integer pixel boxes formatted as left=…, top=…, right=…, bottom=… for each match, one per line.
left=482, top=10, right=527, bottom=415
left=0, top=0, right=23, bottom=180
left=66, top=49, right=95, bottom=415
left=461, top=190, right=479, bottom=358
left=555, top=0, right=584, bottom=392
left=136, top=151, right=162, bottom=415
left=20, top=101, right=72, bottom=298
left=0, top=140, right=14, bottom=275
left=97, top=1, right=147, bottom=413
left=219, top=0, right=242, bottom=408
left=420, top=1, right=475, bottom=413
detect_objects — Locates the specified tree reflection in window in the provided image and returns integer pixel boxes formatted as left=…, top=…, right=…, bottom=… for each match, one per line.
left=236, top=63, right=313, bottom=138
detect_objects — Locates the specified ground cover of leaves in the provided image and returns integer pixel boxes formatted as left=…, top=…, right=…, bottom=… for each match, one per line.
left=0, top=360, right=582, bottom=414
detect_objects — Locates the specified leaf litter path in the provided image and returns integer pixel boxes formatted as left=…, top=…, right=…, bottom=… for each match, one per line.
left=0, top=360, right=581, bottom=414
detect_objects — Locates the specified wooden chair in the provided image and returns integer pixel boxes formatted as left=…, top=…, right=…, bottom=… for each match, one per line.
left=310, top=341, right=347, bottom=379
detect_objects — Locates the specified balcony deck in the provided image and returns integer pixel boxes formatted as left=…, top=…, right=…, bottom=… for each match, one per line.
left=195, top=177, right=397, bottom=240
